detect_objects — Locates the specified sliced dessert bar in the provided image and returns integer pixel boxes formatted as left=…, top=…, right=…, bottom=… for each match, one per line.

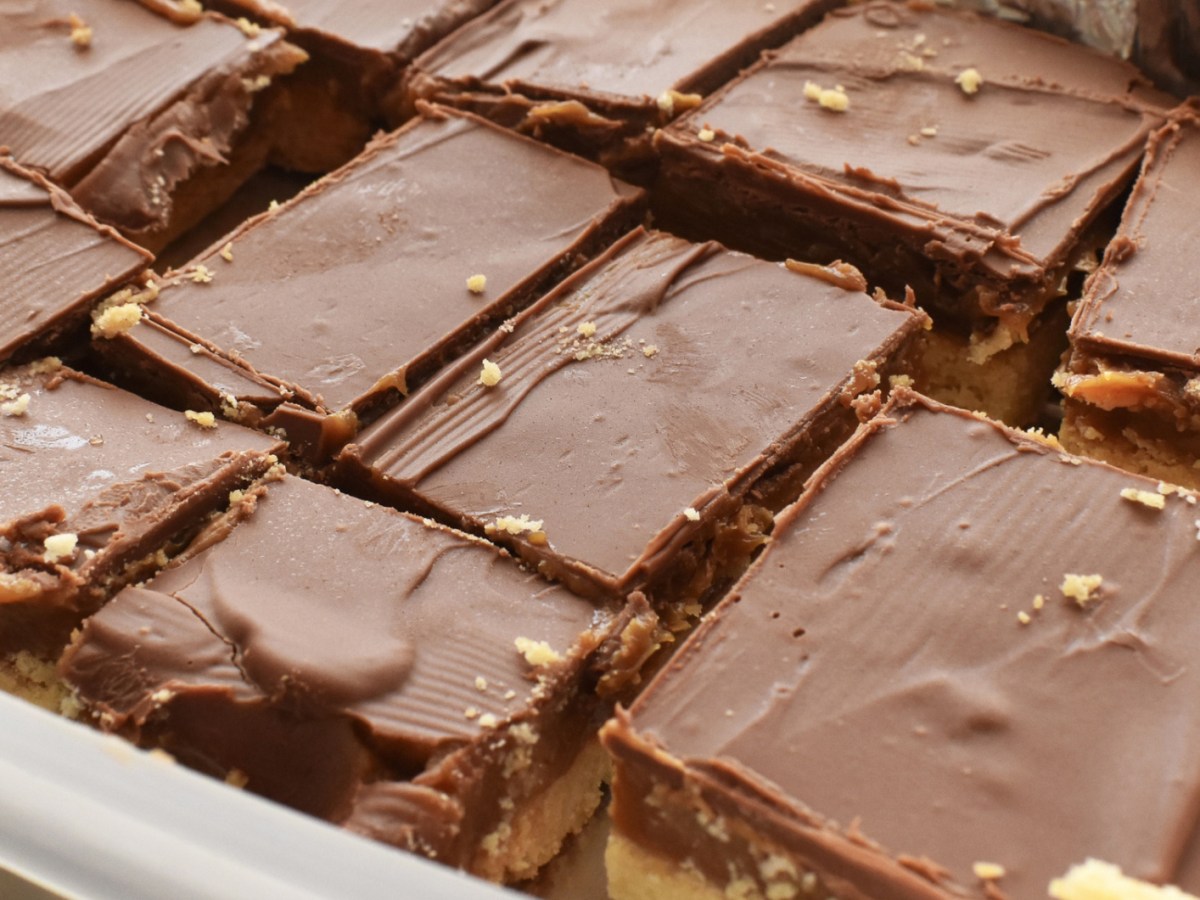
left=652, top=1, right=1170, bottom=424
left=0, top=359, right=280, bottom=662
left=402, top=0, right=840, bottom=179
left=0, top=0, right=306, bottom=249
left=603, top=390, right=1200, bottom=899
left=0, top=155, right=150, bottom=363
left=90, top=106, right=646, bottom=462
left=338, top=228, right=926, bottom=621
left=60, top=475, right=661, bottom=882
left=1057, top=105, right=1200, bottom=489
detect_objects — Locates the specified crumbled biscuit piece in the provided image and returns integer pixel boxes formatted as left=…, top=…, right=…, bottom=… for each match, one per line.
left=478, top=713, right=499, bottom=728
left=818, top=86, right=850, bottom=112
left=698, top=127, right=715, bottom=142
left=1061, top=573, right=1103, bottom=607
left=1049, top=858, right=1195, bottom=899
left=91, top=301, right=143, bottom=338
left=1033, top=594, right=1045, bottom=610
left=467, top=274, right=487, bottom=294
left=184, top=410, right=217, bottom=429
left=514, top=637, right=562, bottom=667
left=150, top=688, right=174, bottom=705
left=179, top=0, right=203, bottom=13
left=684, top=507, right=701, bottom=522
left=220, top=242, right=234, bottom=263
left=803, top=81, right=822, bottom=101
left=1017, top=611, right=1031, bottom=625
left=642, top=345, right=659, bottom=358
left=189, top=265, right=214, bottom=284
left=889, top=374, right=914, bottom=390
left=956, top=67, right=984, bottom=95
left=504, top=689, right=516, bottom=700
left=656, top=90, right=703, bottom=116
left=974, top=862, right=1006, bottom=881
left=920, top=125, right=938, bottom=137
left=1, top=393, right=31, bottom=417
left=242, top=74, right=271, bottom=93
left=235, top=16, right=260, bottom=36
left=1120, top=487, right=1166, bottom=510
left=577, top=321, right=597, bottom=338
left=68, top=14, right=92, bottom=48
left=478, top=359, right=502, bottom=387
left=464, top=706, right=480, bottom=720
left=43, top=533, right=79, bottom=563
left=268, top=199, right=281, bottom=211
left=486, top=514, right=544, bottom=537
left=475, top=676, right=488, bottom=692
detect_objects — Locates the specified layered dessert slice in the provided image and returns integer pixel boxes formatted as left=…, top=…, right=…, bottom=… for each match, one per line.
left=338, top=228, right=927, bottom=622
left=206, top=0, right=503, bottom=170
left=0, top=358, right=280, bottom=669
left=652, top=1, right=1171, bottom=425
left=60, top=474, right=661, bottom=883
left=90, top=106, right=646, bottom=462
left=401, top=0, right=841, bottom=179
left=0, top=0, right=306, bottom=250
left=1056, top=105, right=1200, bottom=489
left=0, top=155, right=150, bottom=363
left=603, top=390, right=1200, bottom=899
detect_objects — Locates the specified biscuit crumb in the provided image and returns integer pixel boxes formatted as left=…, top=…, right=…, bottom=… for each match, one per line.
left=684, top=507, right=701, bottom=522
left=577, top=321, right=597, bottom=338
left=514, top=637, right=563, bottom=667
left=642, top=344, right=659, bottom=358
left=1, top=393, right=30, bottom=417
left=1049, top=858, right=1192, bottom=899
left=68, top=14, right=92, bottom=48
left=1120, top=487, right=1165, bottom=510
left=268, top=199, right=280, bottom=211
left=698, top=127, right=715, bottom=142
left=956, top=67, right=983, bottom=95
left=220, top=242, right=234, bottom=263
left=1017, top=611, right=1031, bottom=625
left=1033, top=594, right=1045, bottom=610
left=504, top=689, right=516, bottom=700
left=478, top=713, right=499, bottom=728
left=91, top=302, right=142, bottom=338
left=43, top=533, right=78, bottom=563
left=920, top=125, right=938, bottom=137
left=475, top=676, right=488, bottom=692
left=974, top=862, right=1005, bottom=881
left=184, top=410, right=217, bottom=429
left=803, top=81, right=822, bottom=101
left=889, top=374, right=914, bottom=390
left=235, top=16, right=260, bottom=36
left=478, top=359, right=502, bottom=387
left=818, top=86, right=850, bottom=112
left=467, top=274, right=487, bottom=294
left=656, top=90, right=702, bottom=116
left=486, top=514, right=544, bottom=537
left=189, top=265, right=214, bottom=284
left=179, top=0, right=203, bottom=15
left=464, top=707, right=479, bottom=720
left=1061, top=573, right=1103, bottom=607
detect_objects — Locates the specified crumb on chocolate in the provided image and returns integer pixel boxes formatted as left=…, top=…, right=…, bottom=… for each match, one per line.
left=179, top=0, right=203, bottom=14
left=656, top=90, right=703, bottom=116
left=974, top=862, right=1006, bottom=881
left=514, top=636, right=562, bottom=667
left=184, top=410, right=217, bottom=429
left=698, top=127, right=716, bottom=142
left=684, top=507, right=701, bottom=522
left=642, top=344, right=659, bottom=358
left=478, top=713, right=499, bottom=728
left=504, top=689, right=516, bottom=700
left=1049, top=858, right=1188, bottom=899
left=819, top=86, right=850, bottom=112
left=803, top=81, right=822, bottom=101
left=189, top=265, right=214, bottom=284
left=68, top=14, right=92, bottom=48
left=467, top=274, right=487, bottom=294
left=577, top=321, right=597, bottom=338
left=464, top=706, right=479, bottom=720
left=91, top=301, right=143, bottom=338
left=478, top=359, right=502, bottom=387
left=475, top=676, right=488, bottom=692
left=889, top=374, right=914, bottom=390
left=220, top=242, right=234, bottom=263
left=235, top=16, right=260, bottom=36
left=43, top=533, right=78, bottom=563
left=486, top=513, right=544, bottom=539
left=242, top=74, right=272, bottom=93
left=1060, top=573, right=1103, bottom=607
left=956, top=67, right=984, bottom=95
left=1, top=393, right=31, bottom=417
left=1033, top=594, right=1045, bottom=610
left=1017, top=611, right=1031, bottom=626
left=1120, top=487, right=1165, bottom=510
left=920, top=125, right=938, bottom=137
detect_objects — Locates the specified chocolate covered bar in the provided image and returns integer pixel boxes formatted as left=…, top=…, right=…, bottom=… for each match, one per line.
left=1057, top=105, right=1200, bottom=489
left=0, top=155, right=150, bottom=364
left=90, top=106, right=645, bottom=461
left=402, top=0, right=840, bottom=179
left=604, top=391, right=1200, bottom=899
left=338, top=228, right=926, bottom=620
left=61, top=475, right=661, bottom=882
left=0, top=0, right=306, bottom=249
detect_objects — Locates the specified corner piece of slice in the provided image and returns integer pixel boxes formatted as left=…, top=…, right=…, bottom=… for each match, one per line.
left=337, top=228, right=927, bottom=623
left=90, top=105, right=646, bottom=463
left=60, top=475, right=663, bottom=883
left=0, top=0, right=307, bottom=250
left=0, top=359, right=281, bottom=660
left=1057, top=103, right=1200, bottom=489
left=401, top=0, right=841, bottom=179
left=651, top=0, right=1173, bottom=425
left=602, top=389, right=1200, bottom=900
left=0, top=155, right=151, bottom=364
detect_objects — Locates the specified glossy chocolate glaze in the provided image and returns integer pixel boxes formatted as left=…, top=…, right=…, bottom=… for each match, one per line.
left=654, top=1, right=1170, bottom=330
left=340, top=228, right=925, bottom=603
left=0, top=157, right=150, bottom=363
left=0, top=361, right=279, bottom=653
left=404, top=0, right=839, bottom=171
left=0, top=0, right=303, bottom=239
left=95, top=106, right=645, bottom=460
left=61, top=475, right=659, bottom=872
left=608, top=391, right=1200, bottom=898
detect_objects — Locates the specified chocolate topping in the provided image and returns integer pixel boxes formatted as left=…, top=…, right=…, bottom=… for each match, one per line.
left=612, top=391, right=1200, bottom=897
left=97, top=106, right=644, bottom=459
left=0, top=156, right=150, bottom=363
left=0, top=361, right=279, bottom=652
left=341, top=228, right=924, bottom=601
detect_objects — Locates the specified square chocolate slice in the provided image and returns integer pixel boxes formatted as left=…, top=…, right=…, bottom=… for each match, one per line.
left=0, top=359, right=280, bottom=660
left=1057, top=105, right=1200, bottom=489
left=652, top=1, right=1170, bottom=424
left=91, top=106, right=645, bottom=462
left=338, top=228, right=926, bottom=620
left=60, top=475, right=661, bottom=883
left=603, top=391, right=1200, bottom=899
left=0, top=155, right=150, bottom=364
left=402, top=0, right=840, bottom=178
left=0, top=0, right=306, bottom=249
